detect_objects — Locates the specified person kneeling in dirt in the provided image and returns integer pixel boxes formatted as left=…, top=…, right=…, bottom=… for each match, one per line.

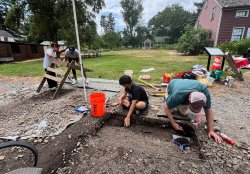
left=64, top=45, right=89, bottom=85
left=163, top=79, right=222, bottom=143
left=119, top=75, right=149, bottom=127
left=43, top=42, right=60, bottom=89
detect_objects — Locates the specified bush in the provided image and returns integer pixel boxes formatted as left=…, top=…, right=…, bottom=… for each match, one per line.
left=218, top=38, right=250, bottom=55
left=177, top=25, right=213, bottom=55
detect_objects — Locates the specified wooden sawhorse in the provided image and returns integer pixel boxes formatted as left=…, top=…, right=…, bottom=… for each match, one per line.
left=36, top=59, right=91, bottom=99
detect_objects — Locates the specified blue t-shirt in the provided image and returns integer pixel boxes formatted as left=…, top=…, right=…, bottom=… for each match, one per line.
left=166, top=79, right=211, bottom=110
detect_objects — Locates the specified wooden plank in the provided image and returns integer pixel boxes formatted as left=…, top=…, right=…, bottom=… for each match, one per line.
left=225, top=52, right=244, bottom=81
left=52, top=64, right=72, bottom=99
left=51, top=58, right=68, bottom=67
left=47, top=67, right=65, bottom=76
left=36, top=77, right=47, bottom=93
left=51, top=58, right=93, bottom=72
left=44, top=74, right=62, bottom=83
left=156, top=108, right=192, bottom=121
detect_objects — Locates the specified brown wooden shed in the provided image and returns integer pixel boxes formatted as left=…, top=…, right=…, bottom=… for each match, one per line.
left=0, top=41, right=44, bottom=62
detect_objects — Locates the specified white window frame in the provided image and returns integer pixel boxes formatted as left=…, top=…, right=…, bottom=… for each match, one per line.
left=231, top=27, right=245, bottom=41
left=247, top=28, right=250, bottom=38
left=210, top=7, right=216, bottom=20
left=235, top=10, right=249, bottom=18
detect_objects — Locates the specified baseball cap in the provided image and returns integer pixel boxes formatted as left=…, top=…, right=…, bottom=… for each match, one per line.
left=69, top=45, right=75, bottom=52
left=189, top=92, right=207, bottom=113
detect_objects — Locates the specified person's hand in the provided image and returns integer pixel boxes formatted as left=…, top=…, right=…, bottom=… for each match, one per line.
left=171, top=122, right=183, bottom=131
left=118, top=97, right=122, bottom=105
left=208, top=131, right=222, bottom=144
left=124, top=117, right=131, bottom=127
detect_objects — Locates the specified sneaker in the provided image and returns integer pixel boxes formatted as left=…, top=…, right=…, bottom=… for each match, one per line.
left=49, top=87, right=57, bottom=91
left=85, top=78, right=90, bottom=84
left=135, top=109, right=141, bottom=116
left=72, top=79, right=77, bottom=85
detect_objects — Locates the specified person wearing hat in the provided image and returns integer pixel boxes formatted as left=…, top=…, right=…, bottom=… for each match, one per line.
left=64, top=45, right=89, bottom=85
left=163, top=79, right=222, bottom=143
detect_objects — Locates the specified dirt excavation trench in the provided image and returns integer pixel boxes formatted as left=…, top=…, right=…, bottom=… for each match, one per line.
left=56, top=115, right=211, bottom=174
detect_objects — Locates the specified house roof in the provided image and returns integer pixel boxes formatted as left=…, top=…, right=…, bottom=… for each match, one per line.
left=40, top=40, right=67, bottom=46
left=154, top=36, right=169, bottom=43
left=0, top=30, right=14, bottom=37
left=143, top=39, right=152, bottom=43
left=217, top=0, right=250, bottom=8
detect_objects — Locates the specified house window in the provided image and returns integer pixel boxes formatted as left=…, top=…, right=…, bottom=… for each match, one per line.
left=11, top=43, right=20, bottom=53
left=30, top=45, right=38, bottom=54
left=210, top=7, right=216, bottom=20
left=247, top=28, right=250, bottom=38
left=231, top=27, right=245, bottom=41
left=4, top=37, right=7, bottom=41
left=236, top=10, right=249, bottom=17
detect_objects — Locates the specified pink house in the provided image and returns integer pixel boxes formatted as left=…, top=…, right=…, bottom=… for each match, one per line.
left=195, top=0, right=250, bottom=46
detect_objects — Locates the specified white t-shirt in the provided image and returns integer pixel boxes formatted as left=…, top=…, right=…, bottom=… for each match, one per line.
left=65, top=48, right=80, bottom=59
left=43, top=48, right=55, bottom=69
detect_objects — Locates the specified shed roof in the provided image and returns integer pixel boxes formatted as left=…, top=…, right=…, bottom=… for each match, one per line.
left=143, top=39, right=152, bottom=43
left=0, top=30, right=14, bottom=37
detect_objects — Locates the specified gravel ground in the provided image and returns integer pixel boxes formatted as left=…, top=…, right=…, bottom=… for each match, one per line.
left=57, top=124, right=208, bottom=174
left=0, top=73, right=250, bottom=173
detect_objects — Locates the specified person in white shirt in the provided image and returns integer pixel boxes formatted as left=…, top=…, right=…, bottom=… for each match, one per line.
left=64, top=45, right=89, bottom=84
left=43, top=42, right=59, bottom=89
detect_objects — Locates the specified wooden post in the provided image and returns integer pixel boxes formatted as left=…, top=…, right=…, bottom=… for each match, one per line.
left=207, top=55, right=211, bottom=71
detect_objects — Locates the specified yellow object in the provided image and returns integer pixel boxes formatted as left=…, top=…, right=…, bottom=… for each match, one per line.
left=197, top=77, right=213, bottom=87
left=138, top=78, right=160, bottom=91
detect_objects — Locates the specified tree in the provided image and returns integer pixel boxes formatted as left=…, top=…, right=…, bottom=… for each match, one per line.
left=100, top=13, right=115, bottom=34
left=120, top=0, right=143, bottom=47
left=27, top=0, right=104, bottom=45
left=134, top=26, right=152, bottom=47
left=194, top=1, right=205, bottom=16
left=177, top=25, right=213, bottom=55
left=103, top=31, right=121, bottom=49
left=148, top=4, right=196, bottom=44
left=4, top=2, right=27, bottom=32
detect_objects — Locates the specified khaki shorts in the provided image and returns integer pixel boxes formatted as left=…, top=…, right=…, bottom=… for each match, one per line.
left=177, top=105, right=189, bottom=116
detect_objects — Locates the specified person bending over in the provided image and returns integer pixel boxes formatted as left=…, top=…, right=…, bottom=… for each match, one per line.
left=64, top=45, right=89, bottom=85
left=163, top=79, right=222, bottom=143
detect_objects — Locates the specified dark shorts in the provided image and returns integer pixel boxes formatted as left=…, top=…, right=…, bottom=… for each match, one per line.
left=68, top=58, right=78, bottom=75
left=126, top=95, right=149, bottom=111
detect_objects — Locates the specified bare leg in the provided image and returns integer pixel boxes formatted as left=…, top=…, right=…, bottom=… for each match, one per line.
left=135, top=101, right=146, bottom=110
left=177, top=105, right=189, bottom=116
left=121, top=98, right=130, bottom=108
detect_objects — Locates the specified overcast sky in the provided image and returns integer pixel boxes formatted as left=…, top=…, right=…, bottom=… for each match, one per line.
left=95, top=0, right=203, bottom=34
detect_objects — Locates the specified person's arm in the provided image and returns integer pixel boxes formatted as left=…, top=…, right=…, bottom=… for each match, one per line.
left=64, top=55, right=68, bottom=62
left=47, top=52, right=57, bottom=60
left=118, top=92, right=127, bottom=105
left=204, top=108, right=222, bottom=143
left=163, top=104, right=183, bottom=131
left=124, top=100, right=137, bottom=127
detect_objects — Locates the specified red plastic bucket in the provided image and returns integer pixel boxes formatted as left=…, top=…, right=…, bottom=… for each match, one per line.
left=89, top=92, right=106, bottom=117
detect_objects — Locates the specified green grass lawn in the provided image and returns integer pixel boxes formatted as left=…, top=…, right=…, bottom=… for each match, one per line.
left=0, top=50, right=209, bottom=83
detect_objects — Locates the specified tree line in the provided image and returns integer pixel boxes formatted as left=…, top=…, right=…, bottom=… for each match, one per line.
left=0, top=0, right=204, bottom=50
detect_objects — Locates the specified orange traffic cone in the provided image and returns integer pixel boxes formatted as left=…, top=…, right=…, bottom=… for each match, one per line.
left=211, top=55, right=222, bottom=70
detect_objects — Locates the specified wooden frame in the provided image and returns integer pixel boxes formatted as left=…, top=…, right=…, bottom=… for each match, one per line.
left=37, top=59, right=77, bottom=99
left=225, top=52, right=244, bottom=81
